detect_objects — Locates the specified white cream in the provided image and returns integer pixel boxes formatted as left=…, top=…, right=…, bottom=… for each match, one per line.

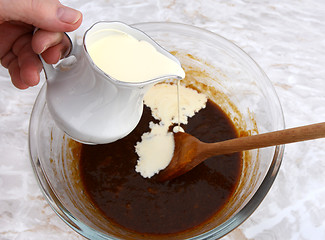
left=135, top=122, right=174, bottom=178
left=86, top=29, right=185, bottom=83
left=135, top=83, right=208, bottom=178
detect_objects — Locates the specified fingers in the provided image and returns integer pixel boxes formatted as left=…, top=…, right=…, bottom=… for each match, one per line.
left=0, top=0, right=82, bottom=90
left=32, top=30, right=71, bottom=63
left=41, top=40, right=71, bottom=64
left=1, top=51, right=16, bottom=68
left=0, top=0, right=82, bottom=32
left=2, top=32, right=42, bottom=89
left=0, top=22, right=33, bottom=60
left=18, top=42, right=42, bottom=87
left=32, top=30, right=64, bottom=54
left=8, top=60, right=29, bottom=89
left=0, top=25, right=73, bottom=89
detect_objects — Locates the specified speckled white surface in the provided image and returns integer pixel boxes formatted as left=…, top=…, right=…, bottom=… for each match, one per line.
left=1, top=0, right=325, bottom=239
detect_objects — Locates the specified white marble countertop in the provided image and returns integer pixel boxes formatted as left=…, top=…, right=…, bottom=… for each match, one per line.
left=1, top=0, right=325, bottom=239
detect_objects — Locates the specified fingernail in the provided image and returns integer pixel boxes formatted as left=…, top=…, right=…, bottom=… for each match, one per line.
left=57, top=7, right=81, bottom=24
left=39, top=45, right=47, bottom=54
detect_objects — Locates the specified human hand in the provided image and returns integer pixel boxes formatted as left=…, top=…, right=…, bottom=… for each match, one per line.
left=0, top=0, right=82, bottom=89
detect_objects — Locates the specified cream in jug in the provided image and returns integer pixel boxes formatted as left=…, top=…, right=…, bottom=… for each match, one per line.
left=43, top=22, right=185, bottom=144
left=86, top=29, right=185, bottom=83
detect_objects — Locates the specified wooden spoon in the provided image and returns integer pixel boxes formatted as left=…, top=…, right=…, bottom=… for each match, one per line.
left=156, top=122, right=325, bottom=181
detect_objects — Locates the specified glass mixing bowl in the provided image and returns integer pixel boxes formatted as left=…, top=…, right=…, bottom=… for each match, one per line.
left=29, top=22, right=284, bottom=240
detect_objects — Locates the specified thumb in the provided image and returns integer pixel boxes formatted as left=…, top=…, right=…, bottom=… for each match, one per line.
left=0, top=0, right=82, bottom=32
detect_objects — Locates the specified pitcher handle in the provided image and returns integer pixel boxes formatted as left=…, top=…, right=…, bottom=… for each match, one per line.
left=34, top=29, right=82, bottom=81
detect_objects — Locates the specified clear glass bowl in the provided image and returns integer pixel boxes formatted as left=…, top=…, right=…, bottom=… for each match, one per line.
left=29, top=22, right=284, bottom=240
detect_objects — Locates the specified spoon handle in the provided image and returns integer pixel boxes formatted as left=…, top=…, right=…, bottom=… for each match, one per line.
left=203, top=122, right=325, bottom=156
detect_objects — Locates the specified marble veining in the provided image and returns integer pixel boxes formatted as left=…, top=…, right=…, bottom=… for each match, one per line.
left=1, top=0, right=325, bottom=239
